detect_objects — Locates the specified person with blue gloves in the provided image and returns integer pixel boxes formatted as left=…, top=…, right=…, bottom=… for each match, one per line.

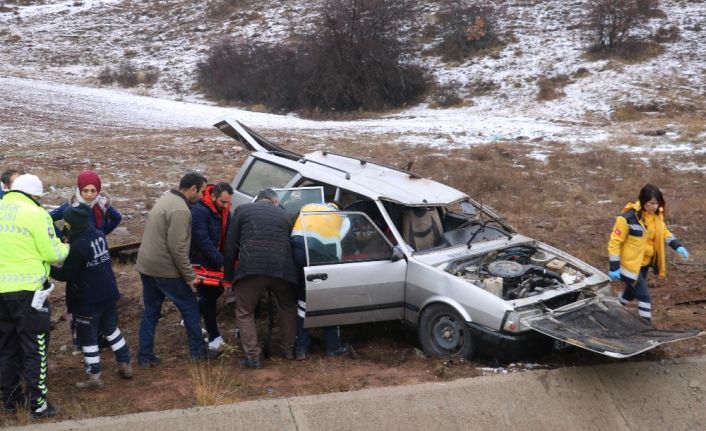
left=607, top=184, right=689, bottom=321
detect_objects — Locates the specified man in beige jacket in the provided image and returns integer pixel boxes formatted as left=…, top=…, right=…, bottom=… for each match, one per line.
left=136, top=172, right=218, bottom=365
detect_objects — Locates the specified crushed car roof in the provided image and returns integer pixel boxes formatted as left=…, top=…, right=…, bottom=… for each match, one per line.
left=217, top=119, right=468, bottom=206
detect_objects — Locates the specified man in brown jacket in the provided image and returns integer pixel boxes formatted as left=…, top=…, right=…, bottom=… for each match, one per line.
left=136, top=172, right=218, bottom=365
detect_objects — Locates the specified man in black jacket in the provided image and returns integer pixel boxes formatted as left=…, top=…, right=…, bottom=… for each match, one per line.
left=224, top=189, right=297, bottom=369
left=50, top=204, right=132, bottom=389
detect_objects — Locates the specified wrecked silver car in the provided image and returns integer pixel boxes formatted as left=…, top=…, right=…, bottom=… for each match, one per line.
left=217, top=119, right=700, bottom=359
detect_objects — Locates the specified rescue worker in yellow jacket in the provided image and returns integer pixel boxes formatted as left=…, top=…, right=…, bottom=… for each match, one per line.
left=607, top=184, right=688, bottom=321
left=0, top=174, right=68, bottom=418
left=290, top=202, right=353, bottom=360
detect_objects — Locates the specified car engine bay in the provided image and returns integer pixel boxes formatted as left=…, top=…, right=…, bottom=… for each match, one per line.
left=445, top=245, right=587, bottom=300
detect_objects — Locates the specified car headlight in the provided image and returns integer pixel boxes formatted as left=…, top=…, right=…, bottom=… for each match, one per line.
left=502, top=311, right=521, bottom=333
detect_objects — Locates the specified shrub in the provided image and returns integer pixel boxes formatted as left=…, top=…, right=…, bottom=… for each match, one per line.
left=572, top=67, right=590, bottom=78
left=435, top=0, right=501, bottom=62
left=430, top=81, right=464, bottom=108
left=298, top=0, right=428, bottom=112
left=197, top=0, right=429, bottom=114
left=653, top=24, right=679, bottom=43
left=466, top=78, right=497, bottom=95
left=587, top=0, right=663, bottom=52
left=114, top=62, right=138, bottom=87
left=636, top=0, right=665, bottom=18
left=96, top=62, right=160, bottom=88
left=207, top=0, right=249, bottom=18
left=197, top=40, right=300, bottom=110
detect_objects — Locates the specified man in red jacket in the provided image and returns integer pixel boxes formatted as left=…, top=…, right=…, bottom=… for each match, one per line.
left=190, top=182, right=233, bottom=350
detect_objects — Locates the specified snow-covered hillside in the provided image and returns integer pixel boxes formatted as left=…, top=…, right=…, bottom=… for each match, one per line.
left=0, top=0, right=704, bottom=158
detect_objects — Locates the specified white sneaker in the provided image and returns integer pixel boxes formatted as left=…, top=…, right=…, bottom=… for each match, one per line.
left=208, top=336, right=226, bottom=350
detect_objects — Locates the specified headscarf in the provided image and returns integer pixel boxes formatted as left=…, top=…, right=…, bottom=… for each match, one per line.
left=74, top=170, right=104, bottom=229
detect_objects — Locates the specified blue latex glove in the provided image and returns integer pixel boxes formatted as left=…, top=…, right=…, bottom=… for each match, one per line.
left=608, top=270, right=621, bottom=281
left=677, top=246, right=689, bottom=261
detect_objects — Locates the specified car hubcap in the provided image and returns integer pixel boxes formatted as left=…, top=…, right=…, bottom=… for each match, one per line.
left=432, top=315, right=463, bottom=352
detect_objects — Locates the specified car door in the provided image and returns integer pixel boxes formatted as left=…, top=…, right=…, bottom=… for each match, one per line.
left=303, top=211, right=407, bottom=328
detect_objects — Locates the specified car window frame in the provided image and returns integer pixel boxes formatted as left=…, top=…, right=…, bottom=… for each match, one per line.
left=249, top=186, right=325, bottom=217
left=236, top=158, right=298, bottom=198
left=302, top=210, right=396, bottom=267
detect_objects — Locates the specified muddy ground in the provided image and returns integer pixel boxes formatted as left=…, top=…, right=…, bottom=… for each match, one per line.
left=1, top=119, right=705, bottom=425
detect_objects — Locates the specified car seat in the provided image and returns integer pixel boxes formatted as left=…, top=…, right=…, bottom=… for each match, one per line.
left=401, top=207, right=443, bottom=251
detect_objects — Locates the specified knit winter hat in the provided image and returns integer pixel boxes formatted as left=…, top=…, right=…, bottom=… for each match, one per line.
left=77, top=170, right=101, bottom=193
left=63, top=203, right=90, bottom=229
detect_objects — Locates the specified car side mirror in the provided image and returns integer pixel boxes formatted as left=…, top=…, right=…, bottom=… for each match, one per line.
left=391, top=245, right=406, bottom=262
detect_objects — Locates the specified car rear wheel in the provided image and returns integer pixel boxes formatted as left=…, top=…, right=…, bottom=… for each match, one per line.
left=419, top=304, right=475, bottom=359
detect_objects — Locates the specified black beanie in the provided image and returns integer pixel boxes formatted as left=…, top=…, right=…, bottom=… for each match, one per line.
left=63, top=203, right=90, bottom=230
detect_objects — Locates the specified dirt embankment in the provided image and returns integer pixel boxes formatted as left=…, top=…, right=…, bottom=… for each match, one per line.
left=1, top=116, right=704, bottom=426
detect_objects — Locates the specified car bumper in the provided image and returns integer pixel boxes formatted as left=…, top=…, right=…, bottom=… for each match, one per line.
left=467, top=322, right=552, bottom=360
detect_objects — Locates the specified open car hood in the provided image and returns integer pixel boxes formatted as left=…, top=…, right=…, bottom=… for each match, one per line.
left=522, top=296, right=703, bottom=358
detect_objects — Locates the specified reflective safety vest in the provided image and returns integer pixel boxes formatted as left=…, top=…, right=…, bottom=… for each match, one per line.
left=0, top=192, right=68, bottom=293
left=291, top=203, right=349, bottom=258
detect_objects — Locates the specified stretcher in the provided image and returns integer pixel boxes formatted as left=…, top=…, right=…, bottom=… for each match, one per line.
left=193, top=265, right=232, bottom=289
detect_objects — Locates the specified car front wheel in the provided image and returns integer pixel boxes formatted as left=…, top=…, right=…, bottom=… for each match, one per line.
left=419, top=304, right=475, bottom=359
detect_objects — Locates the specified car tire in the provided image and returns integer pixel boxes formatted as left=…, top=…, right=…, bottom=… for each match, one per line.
left=419, top=304, right=475, bottom=359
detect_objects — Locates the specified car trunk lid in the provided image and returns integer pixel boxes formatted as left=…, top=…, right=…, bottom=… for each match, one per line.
left=521, top=296, right=702, bottom=358
left=214, top=119, right=302, bottom=158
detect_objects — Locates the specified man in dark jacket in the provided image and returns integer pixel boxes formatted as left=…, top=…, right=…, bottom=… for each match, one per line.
left=190, top=182, right=233, bottom=350
left=50, top=204, right=132, bottom=389
left=224, top=188, right=298, bottom=369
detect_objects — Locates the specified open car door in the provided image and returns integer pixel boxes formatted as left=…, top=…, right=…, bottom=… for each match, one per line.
left=522, top=296, right=703, bottom=358
left=303, top=211, right=407, bottom=328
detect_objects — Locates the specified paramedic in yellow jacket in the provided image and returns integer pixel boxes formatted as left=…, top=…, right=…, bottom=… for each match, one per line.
left=607, top=184, right=688, bottom=321
left=290, top=202, right=353, bottom=360
left=0, top=174, right=68, bottom=418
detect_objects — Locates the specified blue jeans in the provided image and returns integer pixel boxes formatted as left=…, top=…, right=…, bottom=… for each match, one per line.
left=138, top=274, right=206, bottom=361
left=75, top=302, right=130, bottom=374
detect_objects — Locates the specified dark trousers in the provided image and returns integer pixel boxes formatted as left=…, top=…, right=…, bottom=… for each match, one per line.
left=197, top=283, right=224, bottom=342
left=75, top=302, right=130, bottom=374
left=234, top=275, right=296, bottom=359
left=138, top=274, right=206, bottom=361
left=0, top=291, right=51, bottom=411
left=619, top=266, right=652, bottom=320
left=291, top=236, right=342, bottom=354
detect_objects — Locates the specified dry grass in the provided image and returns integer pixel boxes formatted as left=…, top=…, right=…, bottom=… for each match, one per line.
left=3, top=399, right=31, bottom=426
left=612, top=99, right=701, bottom=122
left=188, top=360, right=240, bottom=406
left=536, top=74, right=571, bottom=101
